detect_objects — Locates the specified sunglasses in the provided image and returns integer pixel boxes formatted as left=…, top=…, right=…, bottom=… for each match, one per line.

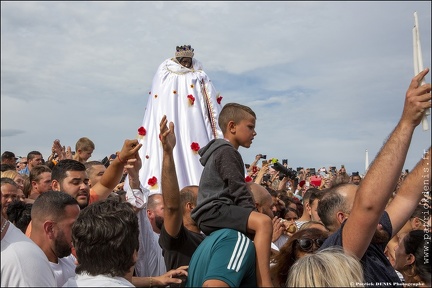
left=296, top=238, right=325, bottom=252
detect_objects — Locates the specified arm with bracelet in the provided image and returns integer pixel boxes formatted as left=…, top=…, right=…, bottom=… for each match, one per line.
left=92, top=139, right=142, bottom=202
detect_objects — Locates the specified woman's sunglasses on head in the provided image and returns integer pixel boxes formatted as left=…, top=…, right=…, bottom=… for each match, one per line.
left=296, top=238, right=325, bottom=252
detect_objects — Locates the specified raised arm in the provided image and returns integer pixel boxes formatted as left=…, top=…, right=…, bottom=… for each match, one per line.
left=124, top=149, right=147, bottom=211
left=93, top=139, right=142, bottom=200
left=254, top=162, right=269, bottom=185
left=248, top=154, right=263, bottom=172
left=126, top=151, right=142, bottom=190
left=343, top=68, right=431, bottom=259
left=51, top=139, right=71, bottom=161
left=160, top=115, right=183, bottom=237
left=386, top=146, right=431, bottom=237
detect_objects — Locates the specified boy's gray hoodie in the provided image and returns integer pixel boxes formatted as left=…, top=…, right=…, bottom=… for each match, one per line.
left=191, top=139, right=256, bottom=226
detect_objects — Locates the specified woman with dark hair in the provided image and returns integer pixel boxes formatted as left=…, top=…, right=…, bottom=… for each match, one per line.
left=273, top=207, right=300, bottom=250
left=282, top=207, right=300, bottom=235
left=394, top=230, right=431, bottom=287
left=270, top=227, right=329, bottom=286
left=6, top=200, right=32, bottom=233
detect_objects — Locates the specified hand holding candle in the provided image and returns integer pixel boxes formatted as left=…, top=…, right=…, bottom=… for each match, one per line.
left=413, top=11, right=430, bottom=131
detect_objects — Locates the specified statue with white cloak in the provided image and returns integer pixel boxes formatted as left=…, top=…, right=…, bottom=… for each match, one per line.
left=135, top=45, right=223, bottom=194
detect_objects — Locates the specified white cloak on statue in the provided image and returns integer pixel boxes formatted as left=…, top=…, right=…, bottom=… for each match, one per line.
left=135, top=57, right=223, bottom=194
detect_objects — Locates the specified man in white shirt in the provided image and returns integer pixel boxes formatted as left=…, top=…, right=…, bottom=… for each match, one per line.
left=63, top=198, right=139, bottom=287
left=1, top=214, right=56, bottom=287
left=29, top=190, right=80, bottom=286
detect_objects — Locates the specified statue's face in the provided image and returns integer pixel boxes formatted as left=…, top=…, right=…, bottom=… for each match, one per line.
left=179, top=57, right=192, bottom=68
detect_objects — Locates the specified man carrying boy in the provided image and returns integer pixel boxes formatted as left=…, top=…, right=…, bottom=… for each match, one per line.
left=191, top=102, right=273, bottom=287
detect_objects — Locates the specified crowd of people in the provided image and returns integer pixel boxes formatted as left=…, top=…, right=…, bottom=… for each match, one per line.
left=1, top=46, right=431, bottom=288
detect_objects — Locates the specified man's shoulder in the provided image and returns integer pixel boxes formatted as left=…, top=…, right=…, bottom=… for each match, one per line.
left=5, top=224, right=39, bottom=251
left=320, top=229, right=343, bottom=250
left=160, top=224, right=204, bottom=244
left=320, top=211, right=392, bottom=251
left=58, top=255, right=77, bottom=266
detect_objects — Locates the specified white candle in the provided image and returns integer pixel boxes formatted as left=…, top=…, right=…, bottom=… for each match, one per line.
left=414, top=12, right=424, bottom=73
left=413, top=11, right=429, bottom=131
left=413, top=27, right=419, bottom=75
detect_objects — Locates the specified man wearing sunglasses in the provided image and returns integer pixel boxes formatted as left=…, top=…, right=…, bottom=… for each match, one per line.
left=16, top=157, right=27, bottom=172
left=317, top=69, right=431, bottom=285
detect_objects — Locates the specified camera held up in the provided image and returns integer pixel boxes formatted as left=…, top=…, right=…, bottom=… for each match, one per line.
left=272, top=161, right=298, bottom=181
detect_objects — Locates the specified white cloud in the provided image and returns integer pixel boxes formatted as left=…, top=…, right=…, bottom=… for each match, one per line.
left=1, top=1, right=431, bottom=174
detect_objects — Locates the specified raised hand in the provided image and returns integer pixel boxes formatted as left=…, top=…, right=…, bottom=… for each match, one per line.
left=117, top=139, right=142, bottom=163
left=159, top=115, right=176, bottom=153
left=401, top=68, right=431, bottom=127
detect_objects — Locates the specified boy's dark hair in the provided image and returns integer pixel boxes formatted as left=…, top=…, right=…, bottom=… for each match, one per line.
left=218, top=103, right=256, bottom=134
left=72, top=198, right=139, bottom=277
left=51, top=159, right=86, bottom=183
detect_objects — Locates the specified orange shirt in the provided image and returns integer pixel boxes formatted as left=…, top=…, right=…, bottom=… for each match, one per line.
left=89, top=188, right=99, bottom=204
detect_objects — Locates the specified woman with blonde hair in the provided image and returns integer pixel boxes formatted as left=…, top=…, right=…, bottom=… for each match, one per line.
left=1, top=170, right=26, bottom=200
left=270, top=228, right=329, bottom=286
left=287, top=247, right=364, bottom=287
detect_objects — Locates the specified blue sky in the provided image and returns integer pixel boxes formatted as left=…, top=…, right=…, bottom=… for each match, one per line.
left=1, top=1, right=431, bottom=175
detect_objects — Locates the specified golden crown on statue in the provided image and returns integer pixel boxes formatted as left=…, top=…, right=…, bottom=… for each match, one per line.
left=175, top=45, right=194, bottom=58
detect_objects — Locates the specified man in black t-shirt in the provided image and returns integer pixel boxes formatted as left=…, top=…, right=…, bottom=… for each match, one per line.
left=158, top=186, right=205, bottom=270
left=318, top=184, right=401, bottom=284
left=317, top=69, right=431, bottom=285
left=158, top=116, right=205, bottom=286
